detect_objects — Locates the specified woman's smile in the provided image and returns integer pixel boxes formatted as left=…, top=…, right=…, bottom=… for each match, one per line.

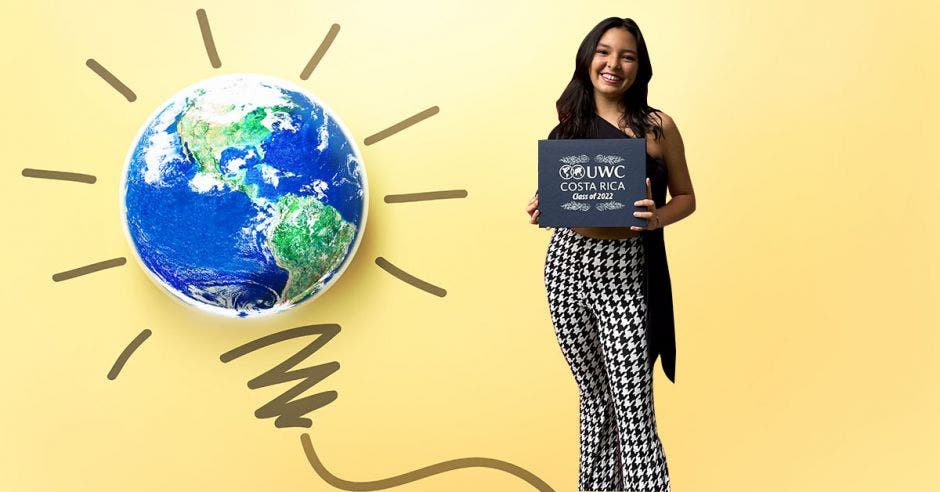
left=589, top=27, right=639, bottom=99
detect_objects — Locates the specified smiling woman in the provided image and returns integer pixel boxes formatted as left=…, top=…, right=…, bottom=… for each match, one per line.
left=527, top=15, right=697, bottom=492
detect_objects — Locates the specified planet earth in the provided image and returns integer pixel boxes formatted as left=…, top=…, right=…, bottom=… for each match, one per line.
left=121, top=74, right=367, bottom=317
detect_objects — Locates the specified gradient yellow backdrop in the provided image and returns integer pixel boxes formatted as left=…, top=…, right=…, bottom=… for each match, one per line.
left=2, top=0, right=938, bottom=490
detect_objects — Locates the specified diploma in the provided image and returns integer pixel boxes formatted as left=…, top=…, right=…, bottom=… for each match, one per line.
left=537, top=138, right=648, bottom=228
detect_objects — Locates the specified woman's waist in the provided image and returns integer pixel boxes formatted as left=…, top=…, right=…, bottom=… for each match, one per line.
left=569, top=226, right=641, bottom=240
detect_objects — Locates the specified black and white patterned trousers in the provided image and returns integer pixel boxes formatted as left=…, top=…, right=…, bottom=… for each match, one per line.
left=544, top=227, right=670, bottom=492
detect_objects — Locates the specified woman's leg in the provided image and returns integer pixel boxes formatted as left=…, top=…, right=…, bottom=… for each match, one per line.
left=544, top=229, right=622, bottom=490
left=583, top=237, right=671, bottom=492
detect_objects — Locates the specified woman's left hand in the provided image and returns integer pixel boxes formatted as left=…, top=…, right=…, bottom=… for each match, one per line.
left=631, top=178, right=662, bottom=231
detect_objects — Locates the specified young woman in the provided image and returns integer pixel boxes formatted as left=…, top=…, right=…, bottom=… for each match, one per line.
left=525, top=17, right=696, bottom=492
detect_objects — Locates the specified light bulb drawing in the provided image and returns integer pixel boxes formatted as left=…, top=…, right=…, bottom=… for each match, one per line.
left=20, top=7, right=555, bottom=492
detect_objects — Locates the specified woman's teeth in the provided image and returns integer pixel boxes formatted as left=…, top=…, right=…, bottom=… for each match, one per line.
left=601, top=74, right=621, bottom=82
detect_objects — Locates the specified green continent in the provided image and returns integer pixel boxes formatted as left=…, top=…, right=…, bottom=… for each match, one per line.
left=177, top=104, right=293, bottom=194
left=269, top=194, right=356, bottom=303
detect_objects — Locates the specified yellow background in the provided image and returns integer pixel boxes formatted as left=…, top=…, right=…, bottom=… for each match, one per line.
left=2, top=0, right=938, bottom=490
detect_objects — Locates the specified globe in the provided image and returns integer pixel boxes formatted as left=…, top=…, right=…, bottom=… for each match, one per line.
left=120, top=74, right=367, bottom=317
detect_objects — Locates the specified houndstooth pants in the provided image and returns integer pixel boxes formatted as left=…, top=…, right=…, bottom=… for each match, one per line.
left=544, top=227, right=670, bottom=492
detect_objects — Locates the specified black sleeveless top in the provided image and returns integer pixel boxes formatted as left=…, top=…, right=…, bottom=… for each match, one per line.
left=546, top=113, right=677, bottom=383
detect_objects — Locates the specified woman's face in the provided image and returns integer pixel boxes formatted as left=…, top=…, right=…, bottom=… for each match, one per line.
left=589, top=27, right=639, bottom=100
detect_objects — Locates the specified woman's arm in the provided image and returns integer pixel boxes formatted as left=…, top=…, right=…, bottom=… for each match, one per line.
left=652, top=111, right=696, bottom=228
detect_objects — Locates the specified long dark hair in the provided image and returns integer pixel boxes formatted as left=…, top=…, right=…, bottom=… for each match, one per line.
left=555, top=17, right=663, bottom=140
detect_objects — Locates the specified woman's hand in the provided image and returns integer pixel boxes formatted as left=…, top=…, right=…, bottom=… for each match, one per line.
left=631, top=178, right=662, bottom=231
left=526, top=193, right=540, bottom=224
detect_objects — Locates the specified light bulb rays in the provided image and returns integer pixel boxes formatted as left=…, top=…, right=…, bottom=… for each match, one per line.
left=21, top=168, right=97, bottom=184
left=107, top=329, right=152, bottom=380
left=196, top=9, right=221, bottom=69
left=364, top=106, right=440, bottom=146
left=300, top=23, right=340, bottom=80
left=384, top=189, right=467, bottom=203
left=85, top=58, right=137, bottom=102
left=374, top=257, right=446, bottom=297
left=52, top=257, right=127, bottom=282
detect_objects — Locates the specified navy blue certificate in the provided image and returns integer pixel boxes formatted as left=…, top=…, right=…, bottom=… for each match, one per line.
left=537, top=138, right=648, bottom=228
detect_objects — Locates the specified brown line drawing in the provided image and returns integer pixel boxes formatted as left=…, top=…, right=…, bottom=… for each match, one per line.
left=300, top=23, right=340, bottom=80
left=374, top=257, right=446, bottom=297
left=107, top=329, right=152, bottom=380
left=52, top=257, right=127, bottom=282
left=363, top=106, right=439, bottom=145
left=220, top=324, right=341, bottom=428
left=196, top=9, right=221, bottom=68
left=300, top=433, right=555, bottom=492
left=85, top=59, right=137, bottom=102
left=21, top=168, right=97, bottom=184
left=384, top=190, right=468, bottom=203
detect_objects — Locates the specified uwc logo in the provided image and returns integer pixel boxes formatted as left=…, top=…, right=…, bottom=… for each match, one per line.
left=558, top=163, right=625, bottom=180
left=559, top=164, right=586, bottom=180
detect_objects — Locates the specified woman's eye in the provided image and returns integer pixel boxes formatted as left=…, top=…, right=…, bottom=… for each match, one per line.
left=596, top=50, right=608, bottom=55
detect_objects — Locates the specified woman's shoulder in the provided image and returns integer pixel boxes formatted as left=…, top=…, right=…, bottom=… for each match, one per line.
left=650, top=109, right=678, bottom=133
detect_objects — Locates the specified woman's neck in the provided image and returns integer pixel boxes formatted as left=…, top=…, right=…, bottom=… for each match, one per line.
left=594, top=94, right=626, bottom=122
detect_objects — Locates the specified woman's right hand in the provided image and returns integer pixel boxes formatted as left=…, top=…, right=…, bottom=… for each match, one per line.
left=526, top=193, right=540, bottom=224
